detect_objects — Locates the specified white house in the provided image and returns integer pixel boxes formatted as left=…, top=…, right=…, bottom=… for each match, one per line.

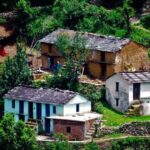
left=4, top=85, right=101, bottom=140
left=106, top=72, right=150, bottom=115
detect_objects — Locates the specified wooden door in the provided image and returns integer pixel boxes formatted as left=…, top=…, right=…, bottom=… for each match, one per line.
left=45, top=118, right=50, bottom=133
left=29, top=102, right=33, bottom=119
left=36, top=103, right=42, bottom=120
left=19, top=101, right=24, bottom=114
left=133, top=83, right=140, bottom=100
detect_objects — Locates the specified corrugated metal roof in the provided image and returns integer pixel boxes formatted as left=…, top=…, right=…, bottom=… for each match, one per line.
left=39, top=29, right=130, bottom=53
left=119, top=72, right=150, bottom=83
left=4, top=86, right=77, bottom=104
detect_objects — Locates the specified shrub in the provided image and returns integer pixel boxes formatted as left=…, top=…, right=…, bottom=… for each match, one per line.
left=85, top=142, right=100, bottom=150
left=111, top=137, right=150, bottom=150
left=0, top=17, right=6, bottom=24
left=141, top=13, right=150, bottom=30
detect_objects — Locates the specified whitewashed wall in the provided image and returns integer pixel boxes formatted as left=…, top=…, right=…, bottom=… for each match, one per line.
left=106, top=74, right=130, bottom=112
left=63, top=95, right=91, bottom=116
left=141, top=103, right=150, bottom=115
left=140, top=83, right=150, bottom=99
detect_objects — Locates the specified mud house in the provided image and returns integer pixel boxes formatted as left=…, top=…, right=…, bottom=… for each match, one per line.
left=106, top=72, right=150, bottom=115
left=4, top=85, right=101, bottom=141
left=39, top=29, right=149, bottom=79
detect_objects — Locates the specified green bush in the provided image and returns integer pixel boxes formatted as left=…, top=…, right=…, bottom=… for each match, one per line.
left=130, top=27, right=150, bottom=46
left=85, top=142, right=100, bottom=150
left=141, top=13, right=150, bottom=30
left=111, top=137, right=150, bottom=150
left=0, top=17, right=6, bottom=24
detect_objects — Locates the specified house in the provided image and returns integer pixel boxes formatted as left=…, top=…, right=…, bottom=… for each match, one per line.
left=106, top=72, right=150, bottom=115
left=39, top=29, right=149, bottom=80
left=4, top=85, right=101, bottom=140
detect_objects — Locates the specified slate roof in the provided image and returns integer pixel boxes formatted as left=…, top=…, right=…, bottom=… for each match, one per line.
left=4, top=86, right=78, bottom=104
left=119, top=72, right=150, bottom=84
left=39, top=29, right=130, bottom=53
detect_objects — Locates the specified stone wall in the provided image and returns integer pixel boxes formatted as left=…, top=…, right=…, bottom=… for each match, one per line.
left=119, top=122, right=150, bottom=136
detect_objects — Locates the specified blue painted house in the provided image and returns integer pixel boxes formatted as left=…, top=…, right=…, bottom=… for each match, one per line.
left=4, top=86, right=101, bottom=140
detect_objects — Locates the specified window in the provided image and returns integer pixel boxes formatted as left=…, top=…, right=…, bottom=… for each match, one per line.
left=116, top=98, right=119, bottom=106
left=66, top=127, right=71, bottom=133
left=116, top=82, right=119, bottom=92
left=53, top=106, right=56, bottom=114
left=12, top=100, right=15, bottom=108
left=76, top=104, right=80, bottom=112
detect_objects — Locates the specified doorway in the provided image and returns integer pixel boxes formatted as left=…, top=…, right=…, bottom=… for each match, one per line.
left=45, top=118, right=50, bottom=133
left=133, top=83, right=140, bottom=100
left=29, top=102, right=33, bottom=119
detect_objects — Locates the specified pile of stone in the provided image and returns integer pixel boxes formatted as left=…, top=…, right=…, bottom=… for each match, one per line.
left=98, top=127, right=117, bottom=137
left=119, top=122, right=150, bottom=136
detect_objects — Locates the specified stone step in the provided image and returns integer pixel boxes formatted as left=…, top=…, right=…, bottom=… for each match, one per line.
left=90, top=127, right=95, bottom=130
left=26, top=124, right=37, bottom=128
left=131, top=104, right=141, bottom=109
left=85, top=135, right=92, bottom=139
left=128, top=108, right=134, bottom=112
left=27, top=122, right=38, bottom=125
left=86, top=132, right=93, bottom=136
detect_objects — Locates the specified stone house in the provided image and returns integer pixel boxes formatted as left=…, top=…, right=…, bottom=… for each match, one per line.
left=39, top=29, right=149, bottom=80
left=106, top=72, right=150, bottom=115
left=4, top=85, right=101, bottom=141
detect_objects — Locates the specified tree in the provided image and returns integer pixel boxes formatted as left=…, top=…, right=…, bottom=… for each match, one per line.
left=117, top=0, right=135, bottom=34
left=0, top=47, right=32, bottom=97
left=56, top=33, right=88, bottom=81
left=0, top=114, right=37, bottom=150
left=141, top=14, right=150, bottom=30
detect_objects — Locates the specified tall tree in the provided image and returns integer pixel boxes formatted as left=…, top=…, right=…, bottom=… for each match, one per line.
left=117, top=0, right=135, bottom=34
left=56, top=33, right=88, bottom=81
left=0, top=47, right=32, bottom=97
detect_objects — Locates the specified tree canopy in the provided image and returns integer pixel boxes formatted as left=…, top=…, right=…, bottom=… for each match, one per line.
left=0, top=47, right=32, bottom=97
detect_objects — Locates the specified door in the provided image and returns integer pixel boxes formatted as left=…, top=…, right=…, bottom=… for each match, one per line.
left=36, top=103, right=42, bottom=120
left=19, top=101, right=24, bottom=114
left=133, top=83, right=140, bottom=100
left=101, top=52, right=106, bottom=62
left=29, top=102, right=33, bottom=119
left=101, top=64, right=106, bottom=79
left=45, top=118, right=50, bottom=133
left=45, top=104, right=50, bottom=116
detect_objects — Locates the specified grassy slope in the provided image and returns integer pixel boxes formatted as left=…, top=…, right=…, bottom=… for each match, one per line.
left=96, top=102, right=150, bottom=127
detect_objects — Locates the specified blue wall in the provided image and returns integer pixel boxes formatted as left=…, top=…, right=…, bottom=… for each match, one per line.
left=4, top=98, right=64, bottom=133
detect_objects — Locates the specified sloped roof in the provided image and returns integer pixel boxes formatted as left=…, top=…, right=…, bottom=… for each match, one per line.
left=119, top=72, right=150, bottom=84
left=4, top=86, right=78, bottom=104
left=39, top=29, right=130, bottom=53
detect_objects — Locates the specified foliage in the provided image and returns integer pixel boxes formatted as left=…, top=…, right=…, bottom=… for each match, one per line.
left=111, top=137, right=150, bottom=150
left=0, top=16, right=7, bottom=24
left=0, top=47, right=32, bottom=97
left=141, top=13, right=150, bottom=30
left=117, top=0, right=135, bottom=34
left=52, top=0, right=87, bottom=29
left=95, top=101, right=150, bottom=126
left=130, top=26, right=150, bottom=46
left=56, top=33, right=88, bottom=81
left=54, top=133, right=67, bottom=141
left=85, top=142, right=100, bottom=150
left=0, top=114, right=37, bottom=150
left=46, top=33, right=88, bottom=89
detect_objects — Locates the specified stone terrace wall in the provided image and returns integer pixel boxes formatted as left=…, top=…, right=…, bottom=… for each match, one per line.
left=119, top=122, right=150, bottom=136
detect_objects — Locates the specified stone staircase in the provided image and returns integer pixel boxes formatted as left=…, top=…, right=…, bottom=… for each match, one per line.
left=85, top=126, right=95, bottom=139
left=126, top=100, right=142, bottom=116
